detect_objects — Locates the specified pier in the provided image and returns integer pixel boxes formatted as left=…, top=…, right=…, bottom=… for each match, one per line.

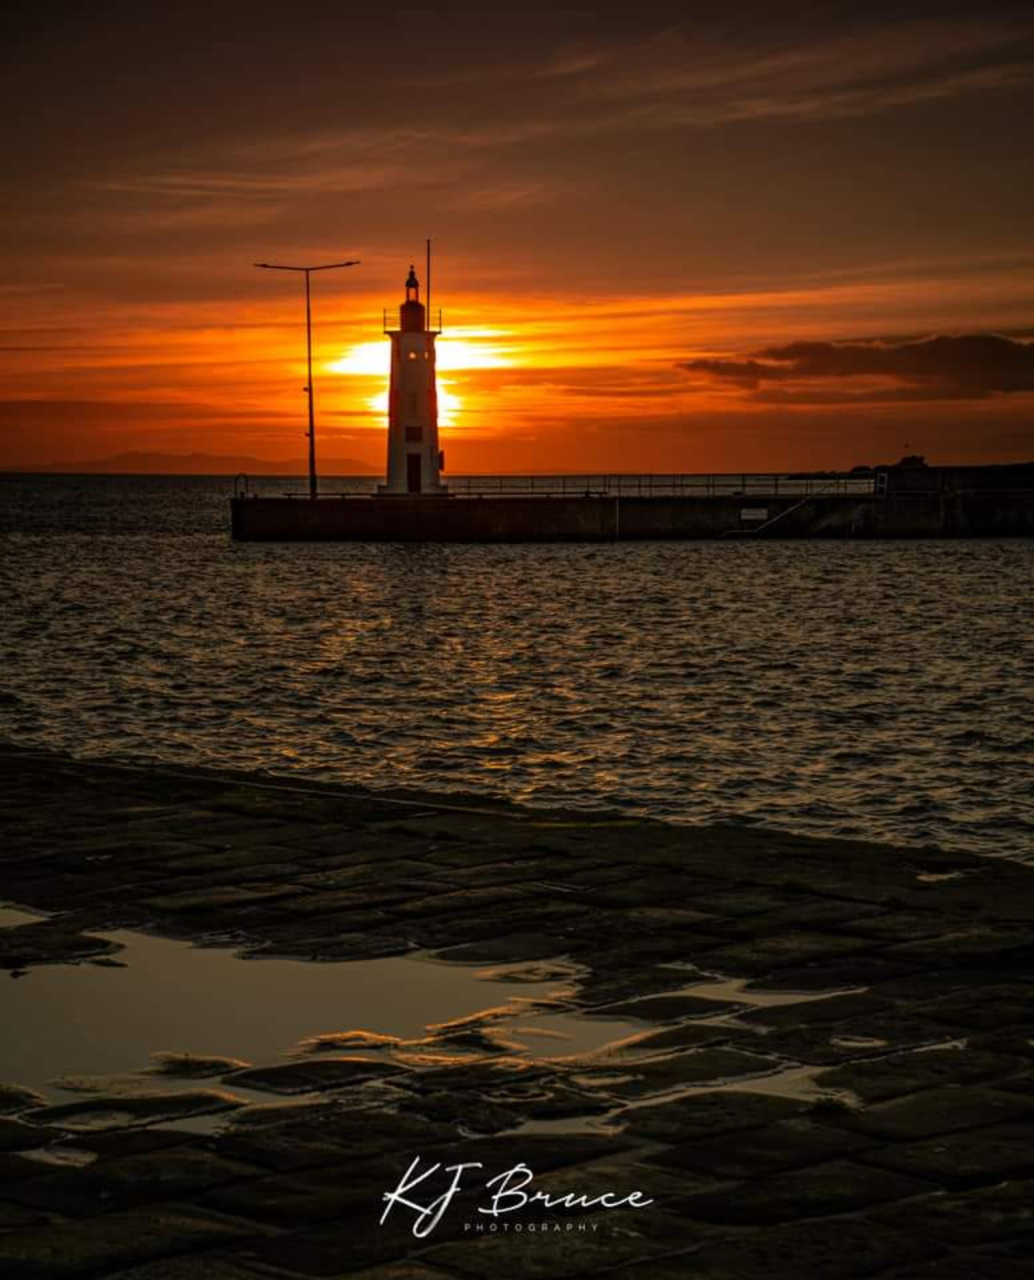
left=233, top=257, right=1034, bottom=544
left=230, top=462, right=1034, bottom=542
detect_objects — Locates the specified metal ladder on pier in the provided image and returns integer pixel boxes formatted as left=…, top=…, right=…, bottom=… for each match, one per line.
left=719, top=482, right=841, bottom=538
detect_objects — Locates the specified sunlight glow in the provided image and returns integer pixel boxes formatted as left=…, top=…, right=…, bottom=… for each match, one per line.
left=329, top=332, right=512, bottom=431
left=363, top=378, right=460, bottom=427
left=330, top=342, right=387, bottom=376
left=328, top=333, right=514, bottom=377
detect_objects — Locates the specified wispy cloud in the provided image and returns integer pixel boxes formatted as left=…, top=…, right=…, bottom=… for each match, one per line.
left=403, top=16, right=1034, bottom=139
left=66, top=15, right=1034, bottom=233
left=445, top=180, right=573, bottom=212
left=561, top=17, right=1034, bottom=126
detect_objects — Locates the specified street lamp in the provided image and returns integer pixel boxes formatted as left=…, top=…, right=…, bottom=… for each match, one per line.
left=254, top=259, right=360, bottom=499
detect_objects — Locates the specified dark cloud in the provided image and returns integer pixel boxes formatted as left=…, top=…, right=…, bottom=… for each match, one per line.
left=681, top=334, right=1034, bottom=395
left=678, top=358, right=791, bottom=388
left=752, top=386, right=992, bottom=405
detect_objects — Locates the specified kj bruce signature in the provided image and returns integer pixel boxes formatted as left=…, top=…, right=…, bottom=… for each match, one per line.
left=380, top=1157, right=654, bottom=1239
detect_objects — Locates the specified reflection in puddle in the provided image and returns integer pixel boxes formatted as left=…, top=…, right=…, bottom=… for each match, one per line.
left=677, top=976, right=868, bottom=1008
left=475, top=959, right=585, bottom=985
left=490, top=1011, right=661, bottom=1060
left=0, top=918, right=648, bottom=1103
left=0, top=906, right=870, bottom=1134
left=0, top=923, right=581, bottom=1099
left=20, top=1145, right=98, bottom=1168
left=915, top=869, right=981, bottom=883
left=0, top=906, right=49, bottom=929
left=829, top=1035, right=889, bottom=1050
left=608, top=1062, right=861, bottom=1114
left=505, top=1114, right=613, bottom=1138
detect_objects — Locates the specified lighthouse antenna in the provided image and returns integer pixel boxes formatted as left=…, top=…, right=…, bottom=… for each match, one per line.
left=426, top=238, right=432, bottom=328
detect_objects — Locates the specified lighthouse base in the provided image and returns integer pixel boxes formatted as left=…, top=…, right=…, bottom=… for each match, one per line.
left=375, top=484, right=449, bottom=497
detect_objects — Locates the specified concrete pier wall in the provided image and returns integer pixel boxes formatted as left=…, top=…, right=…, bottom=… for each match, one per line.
left=949, top=489, right=1034, bottom=536
left=230, top=489, right=1034, bottom=542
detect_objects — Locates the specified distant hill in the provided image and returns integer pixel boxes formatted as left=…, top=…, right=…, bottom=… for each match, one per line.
left=2, top=451, right=381, bottom=476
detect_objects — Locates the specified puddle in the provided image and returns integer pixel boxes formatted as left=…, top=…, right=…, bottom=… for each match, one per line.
left=0, top=914, right=643, bottom=1102
left=608, top=1062, right=862, bottom=1114
left=483, top=1010, right=648, bottom=1060
left=830, top=1035, right=889, bottom=1050
left=0, top=924, right=559, bottom=1095
left=677, top=977, right=868, bottom=1008
left=20, top=1145, right=98, bottom=1168
left=504, top=1114, right=613, bottom=1138
left=156, top=1108, right=293, bottom=1137
left=475, top=959, right=585, bottom=985
left=0, top=904, right=869, bottom=1134
left=0, top=906, right=49, bottom=929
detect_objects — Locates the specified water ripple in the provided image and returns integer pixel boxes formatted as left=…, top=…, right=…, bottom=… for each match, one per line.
left=1, top=474, right=1031, bottom=862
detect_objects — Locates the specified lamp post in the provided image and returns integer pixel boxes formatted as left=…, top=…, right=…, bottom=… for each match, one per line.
left=254, top=259, right=359, bottom=499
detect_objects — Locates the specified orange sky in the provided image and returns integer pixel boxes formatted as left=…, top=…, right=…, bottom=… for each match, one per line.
left=3, top=5, right=1034, bottom=473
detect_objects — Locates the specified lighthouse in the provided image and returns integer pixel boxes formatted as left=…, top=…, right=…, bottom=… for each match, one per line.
left=379, top=264, right=446, bottom=495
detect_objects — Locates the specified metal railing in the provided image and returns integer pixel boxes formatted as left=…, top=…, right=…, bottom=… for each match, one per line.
left=274, top=478, right=376, bottom=498
left=444, top=473, right=876, bottom=499
left=239, top=472, right=876, bottom=500
left=383, top=308, right=442, bottom=333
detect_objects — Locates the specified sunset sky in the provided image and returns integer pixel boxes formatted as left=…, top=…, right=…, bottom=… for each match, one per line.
left=3, top=1, right=1034, bottom=473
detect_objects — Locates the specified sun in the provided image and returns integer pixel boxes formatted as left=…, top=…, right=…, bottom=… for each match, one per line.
left=357, top=379, right=460, bottom=427
left=328, top=342, right=387, bottom=376
left=327, top=331, right=513, bottom=428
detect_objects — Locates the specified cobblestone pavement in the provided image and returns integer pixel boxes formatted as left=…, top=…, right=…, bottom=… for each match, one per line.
left=1, top=746, right=1033, bottom=1278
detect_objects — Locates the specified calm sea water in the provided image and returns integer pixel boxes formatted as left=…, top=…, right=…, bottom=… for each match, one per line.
left=1, top=474, right=1031, bottom=861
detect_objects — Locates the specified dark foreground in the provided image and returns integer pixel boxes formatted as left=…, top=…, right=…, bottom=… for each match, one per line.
left=1, top=746, right=1033, bottom=1278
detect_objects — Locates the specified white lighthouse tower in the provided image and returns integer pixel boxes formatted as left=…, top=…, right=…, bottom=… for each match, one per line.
left=378, top=264, right=446, bottom=495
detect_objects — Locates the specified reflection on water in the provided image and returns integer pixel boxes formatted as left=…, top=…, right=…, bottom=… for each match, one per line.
left=1, top=474, right=1031, bottom=859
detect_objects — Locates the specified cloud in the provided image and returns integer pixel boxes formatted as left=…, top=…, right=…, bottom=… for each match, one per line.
left=400, top=15, right=1034, bottom=134
left=57, top=14, right=1034, bottom=230
left=445, top=181, right=565, bottom=212
left=751, top=386, right=992, bottom=406
left=679, top=358, right=791, bottom=387
left=681, top=334, right=1034, bottom=401
left=556, top=16, right=1034, bottom=129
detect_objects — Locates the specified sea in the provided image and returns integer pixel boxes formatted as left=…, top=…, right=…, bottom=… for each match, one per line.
left=1, top=473, right=1031, bottom=862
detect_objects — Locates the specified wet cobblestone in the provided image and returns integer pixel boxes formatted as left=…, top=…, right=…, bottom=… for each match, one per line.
left=0, top=746, right=1032, bottom=1278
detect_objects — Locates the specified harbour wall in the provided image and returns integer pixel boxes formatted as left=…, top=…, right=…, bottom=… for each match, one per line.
left=231, top=489, right=1034, bottom=542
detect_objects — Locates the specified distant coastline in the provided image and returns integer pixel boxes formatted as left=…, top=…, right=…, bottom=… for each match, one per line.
left=0, top=451, right=381, bottom=476
left=5, top=453, right=1032, bottom=479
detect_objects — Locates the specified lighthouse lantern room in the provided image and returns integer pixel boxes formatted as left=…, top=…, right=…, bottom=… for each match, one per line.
left=378, top=262, right=446, bottom=496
